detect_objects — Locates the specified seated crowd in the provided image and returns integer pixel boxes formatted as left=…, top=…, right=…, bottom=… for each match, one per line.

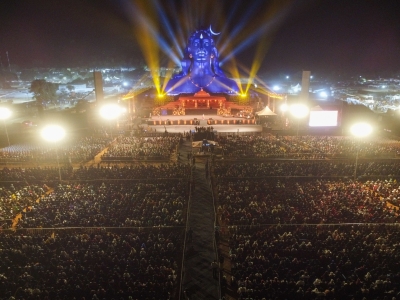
left=229, top=225, right=400, bottom=299
left=0, top=230, right=182, bottom=299
left=0, top=183, right=45, bottom=224
left=214, top=161, right=400, bottom=177
left=0, top=136, right=112, bottom=163
left=0, top=162, right=189, bottom=299
left=216, top=178, right=400, bottom=225
left=215, top=160, right=400, bottom=299
left=215, top=135, right=400, bottom=159
left=18, top=180, right=187, bottom=228
left=101, top=136, right=181, bottom=161
left=0, top=163, right=190, bottom=182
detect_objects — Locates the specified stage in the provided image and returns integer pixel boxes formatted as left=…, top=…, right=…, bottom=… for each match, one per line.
left=143, top=114, right=262, bottom=133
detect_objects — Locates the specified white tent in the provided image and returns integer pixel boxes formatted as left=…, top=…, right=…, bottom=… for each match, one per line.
left=256, top=106, right=277, bottom=116
left=310, top=105, right=323, bottom=111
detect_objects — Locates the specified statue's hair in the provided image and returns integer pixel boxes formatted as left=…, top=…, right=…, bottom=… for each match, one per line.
left=187, top=29, right=215, bottom=48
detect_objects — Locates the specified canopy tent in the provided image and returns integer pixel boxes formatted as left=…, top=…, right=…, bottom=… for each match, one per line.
left=256, top=106, right=277, bottom=116
left=310, top=105, right=323, bottom=111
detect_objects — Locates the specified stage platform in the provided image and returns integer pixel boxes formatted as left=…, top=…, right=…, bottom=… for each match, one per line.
left=143, top=114, right=262, bottom=133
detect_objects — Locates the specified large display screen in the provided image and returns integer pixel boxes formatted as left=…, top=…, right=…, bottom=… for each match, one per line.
left=309, top=111, right=338, bottom=127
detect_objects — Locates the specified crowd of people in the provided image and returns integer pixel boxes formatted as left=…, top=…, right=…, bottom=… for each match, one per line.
left=101, top=136, right=181, bottom=161
left=3, top=131, right=400, bottom=299
left=229, top=224, right=400, bottom=299
left=0, top=163, right=190, bottom=183
left=216, top=177, right=400, bottom=226
left=214, top=160, right=400, bottom=178
left=214, top=158, right=400, bottom=299
left=0, top=183, right=45, bottom=225
left=215, top=135, right=400, bottom=159
left=0, top=161, right=190, bottom=299
left=0, top=230, right=182, bottom=299
left=0, top=136, right=112, bottom=164
left=18, top=180, right=187, bottom=228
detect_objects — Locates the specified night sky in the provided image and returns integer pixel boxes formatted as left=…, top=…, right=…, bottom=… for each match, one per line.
left=0, top=0, right=399, bottom=76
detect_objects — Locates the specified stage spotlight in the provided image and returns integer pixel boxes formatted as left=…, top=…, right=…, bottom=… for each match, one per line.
left=240, top=93, right=247, bottom=98
left=158, top=94, right=165, bottom=98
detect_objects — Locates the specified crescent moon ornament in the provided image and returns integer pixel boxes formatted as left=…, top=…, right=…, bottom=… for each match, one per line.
left=209, top=25, right=220, bottom=36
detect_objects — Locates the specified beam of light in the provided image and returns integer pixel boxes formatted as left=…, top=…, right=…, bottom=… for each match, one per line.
left=219, top=1, right=292, bottom=98
left=165, top=76, right=190, bottom=95
left=152, top=0, right=183, bottom=59
left=130, top=1, right=183, bottom=93
left=235, top=61, right=284, bottom=99
left=170, top=0, right=188, bottom=57
left=161, top=59, right=178, bottom=93
left=122, top=73, right=154, bottom=100
left=223, top=56, right=244, bottom=94
left=218, top=0, right=243, bottom=34
left=219, top=1, right=265, bottom=54
left=221, top=2, right=291, bottom=65
left=221, top=16, right=280, bottom=65
left=134, top=11, right=180, bottom=65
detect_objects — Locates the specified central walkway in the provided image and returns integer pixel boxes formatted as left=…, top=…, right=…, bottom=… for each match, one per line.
left=180, top=139, right=220, bottom=300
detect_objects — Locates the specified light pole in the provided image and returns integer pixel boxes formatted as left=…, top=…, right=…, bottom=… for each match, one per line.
left=41, top=125, right=66, bottom=181
left=0, top=107, right=11, bottom=147
left=289, top=104, right=309, bottom=136
left=99, top=103, right=125, bottom=140
left=350, top=122, right=372, bottom=181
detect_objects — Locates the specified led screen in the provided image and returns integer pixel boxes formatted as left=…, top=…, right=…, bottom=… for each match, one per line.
left=308, top=111, right=338, bottom=127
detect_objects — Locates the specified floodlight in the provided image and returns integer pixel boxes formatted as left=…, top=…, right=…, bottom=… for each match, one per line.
left=290, top=104, right=309, bottom=118
left=350, top=123, right=372, bottom=137
left=0, top=107, right=12, bottom=120
left=100, top=104, right=124, bottom=120
left=319, top=91, right=328, bottom=98
left=41, top=125, right=65, bottom=143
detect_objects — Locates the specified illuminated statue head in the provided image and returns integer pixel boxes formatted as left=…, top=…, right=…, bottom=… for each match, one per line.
left=165, top=27, right=239, bottom=95
left=187, top=29, right=214, bottom=62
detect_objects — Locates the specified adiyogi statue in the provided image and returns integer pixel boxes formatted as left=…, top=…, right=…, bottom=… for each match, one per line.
left=165, top=27, right=240, bottom=95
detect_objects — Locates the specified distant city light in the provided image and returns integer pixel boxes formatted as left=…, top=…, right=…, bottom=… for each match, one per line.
left=123, top=82, right=128, bottom=87
left=381, top=85, right=386, bottom=89
left=286, top=76, right=289, bottom=79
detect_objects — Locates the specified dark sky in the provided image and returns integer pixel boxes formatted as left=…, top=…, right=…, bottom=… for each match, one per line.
left=0, top=0, right=399, bottom=76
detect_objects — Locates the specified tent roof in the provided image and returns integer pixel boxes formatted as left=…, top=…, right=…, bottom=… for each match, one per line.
left=310, top=105, right=323, bottom=111
left=256, top=106, right=277, bottom=116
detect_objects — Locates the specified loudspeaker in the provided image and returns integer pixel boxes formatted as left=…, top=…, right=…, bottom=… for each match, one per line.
left=93, top=71, right=104, bottom=102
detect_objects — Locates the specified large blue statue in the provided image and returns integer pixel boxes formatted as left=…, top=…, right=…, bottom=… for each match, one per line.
left=165, top=27, right=240, bottom=95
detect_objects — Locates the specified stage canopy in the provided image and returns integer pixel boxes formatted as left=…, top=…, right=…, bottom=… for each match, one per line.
left=256, top=106, right=277, bottom=116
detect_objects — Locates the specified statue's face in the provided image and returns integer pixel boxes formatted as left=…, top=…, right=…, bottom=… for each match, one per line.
left=190, top=33, right=213, bottom=61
